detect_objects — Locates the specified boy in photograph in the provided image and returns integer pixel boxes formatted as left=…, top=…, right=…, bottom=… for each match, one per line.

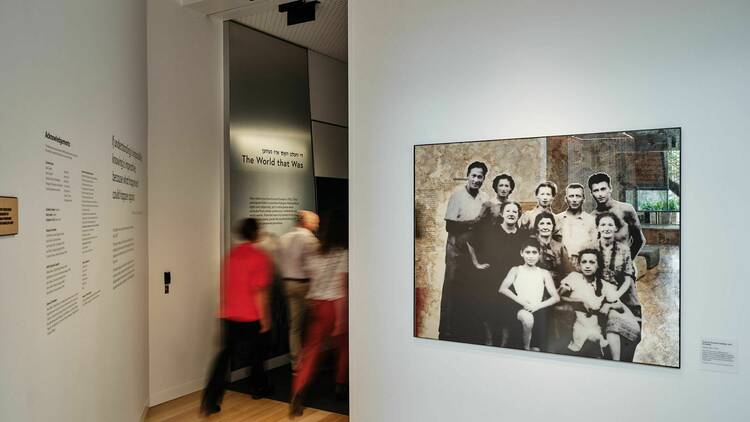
left=439, top=161, right=489, bottom=341
left=588, top=172, right=645, bottom=259
left=498, top=239, right=560, bottom=351
left=519, top=181, right=557, bottom=232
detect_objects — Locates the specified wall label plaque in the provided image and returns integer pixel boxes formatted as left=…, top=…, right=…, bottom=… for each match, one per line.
left=700, top=338, right=738, bottom=373
left=0, top=196, right=19, bottom=236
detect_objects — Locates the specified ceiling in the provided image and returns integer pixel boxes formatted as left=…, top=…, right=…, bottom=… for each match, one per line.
left=185, top=0, right=348, bottom=62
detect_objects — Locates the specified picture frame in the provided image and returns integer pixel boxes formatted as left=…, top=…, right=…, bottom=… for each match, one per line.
left=413, top=128, right=681, bottom=368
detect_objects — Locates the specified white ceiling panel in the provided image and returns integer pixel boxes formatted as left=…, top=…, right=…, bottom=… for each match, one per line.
left=187, top=0, right=347, bottom=62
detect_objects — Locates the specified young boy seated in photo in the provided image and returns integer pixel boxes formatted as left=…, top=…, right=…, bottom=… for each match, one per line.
left=498, top=239, right=560, bottom=351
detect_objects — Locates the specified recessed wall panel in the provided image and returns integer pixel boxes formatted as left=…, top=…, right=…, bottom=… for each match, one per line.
left=226, top=21, right=316, bottom=238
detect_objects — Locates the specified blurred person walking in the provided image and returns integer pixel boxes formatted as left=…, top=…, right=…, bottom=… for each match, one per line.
left=201, top=218, right=273, bottom=415
left=278, top=210, right=320, bottom=371
left=289, top=211, right=348, bottom=417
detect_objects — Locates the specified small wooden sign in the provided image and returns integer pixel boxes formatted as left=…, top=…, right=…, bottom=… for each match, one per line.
left=0, top=196, right=19, bottom=236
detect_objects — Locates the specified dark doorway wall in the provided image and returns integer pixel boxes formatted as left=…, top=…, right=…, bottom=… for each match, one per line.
left=316, top=177, right=348, bottom=219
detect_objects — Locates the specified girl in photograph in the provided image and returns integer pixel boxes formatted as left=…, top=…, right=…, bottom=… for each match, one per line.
left=558, top=249, right=609, bottom=357
left=595, top=212, right=642, bottom=361
left=498, top=239, right=560, bottom=351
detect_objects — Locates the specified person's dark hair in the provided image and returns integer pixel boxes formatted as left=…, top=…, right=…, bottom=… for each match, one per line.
left=519, top=237, right=541, bottom=252
left=587, top=172, right=611, bottom=190
left=466, top=161, right=488, bottom=177
left=237, top=218, right=260, bottom=241
left=492, top=173, right=516, bottom=194
left=595, top=212, right=622, bottom=231
left=535, top=180, right=557, bottom=197
left=577, top=248, right=604, bottom=296
left=534, top=211, right=557, bottom=232
left=319, top=209, right=348, bottom=254
left=500, top=201, right=522, bottom=215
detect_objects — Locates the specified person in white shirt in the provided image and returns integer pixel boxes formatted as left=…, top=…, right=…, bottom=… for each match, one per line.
left=438, top=161, right=489, bottom=341
left=278, top=210, right=319, bottom=371
left=498, top=239, right=560, bottom=351
left=555, top=183, right=597, bottom=272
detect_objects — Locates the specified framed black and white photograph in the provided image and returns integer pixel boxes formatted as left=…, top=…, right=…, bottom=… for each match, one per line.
left=414, top=128, right=680, bottom=368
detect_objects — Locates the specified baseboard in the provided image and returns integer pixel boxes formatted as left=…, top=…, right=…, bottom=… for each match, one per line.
left=150, top=355, right=292, bottom=405
left=149, top=376, right=206, bottom=407
left=140, top=396, right=150, bottom=422
left=229, top=354, right=291, bottom=382
left=229, top=366, right=251, bottom=382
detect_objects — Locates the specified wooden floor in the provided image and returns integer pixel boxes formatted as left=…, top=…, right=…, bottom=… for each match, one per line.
left=145, top=390, right=349, bottom=422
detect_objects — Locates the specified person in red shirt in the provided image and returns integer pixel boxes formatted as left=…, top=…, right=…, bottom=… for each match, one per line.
left=201, top=218, right=273, bottom=415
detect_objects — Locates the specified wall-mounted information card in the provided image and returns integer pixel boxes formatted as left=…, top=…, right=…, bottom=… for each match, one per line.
left=701, top=338, right=738, bottom=373
left=0, top=196, right=19, bottom=236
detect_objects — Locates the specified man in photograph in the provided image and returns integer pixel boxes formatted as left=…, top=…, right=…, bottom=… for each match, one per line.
left=439, top=161, right=489, bottom=341
left=555, top=183, right=597, bottom=270
left=587, top=172, right=645, bottom=259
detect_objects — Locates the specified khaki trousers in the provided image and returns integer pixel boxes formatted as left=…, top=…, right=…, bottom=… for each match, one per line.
left=283, top=280, right=310, bottom=369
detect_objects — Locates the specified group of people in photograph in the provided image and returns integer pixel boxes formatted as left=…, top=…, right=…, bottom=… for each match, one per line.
left=438, top=161, right=645, bottom=361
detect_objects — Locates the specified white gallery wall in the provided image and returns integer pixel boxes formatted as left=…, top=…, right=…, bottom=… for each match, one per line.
left=0, top=1, right=148, bottom=421
left=349, top=1, right=749, bottom=421
left=146, top=0, right=223, bottom=406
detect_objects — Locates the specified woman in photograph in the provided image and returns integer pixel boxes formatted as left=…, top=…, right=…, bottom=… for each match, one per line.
left=477, top=173, right=516, bottom=227
left=595, top=212, right=642, bottom=361
left=531, top=211, right=573, bottom=352
left=467, top=201, right=524, bottom=346
left=531, top=211, right=568, bottom=281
